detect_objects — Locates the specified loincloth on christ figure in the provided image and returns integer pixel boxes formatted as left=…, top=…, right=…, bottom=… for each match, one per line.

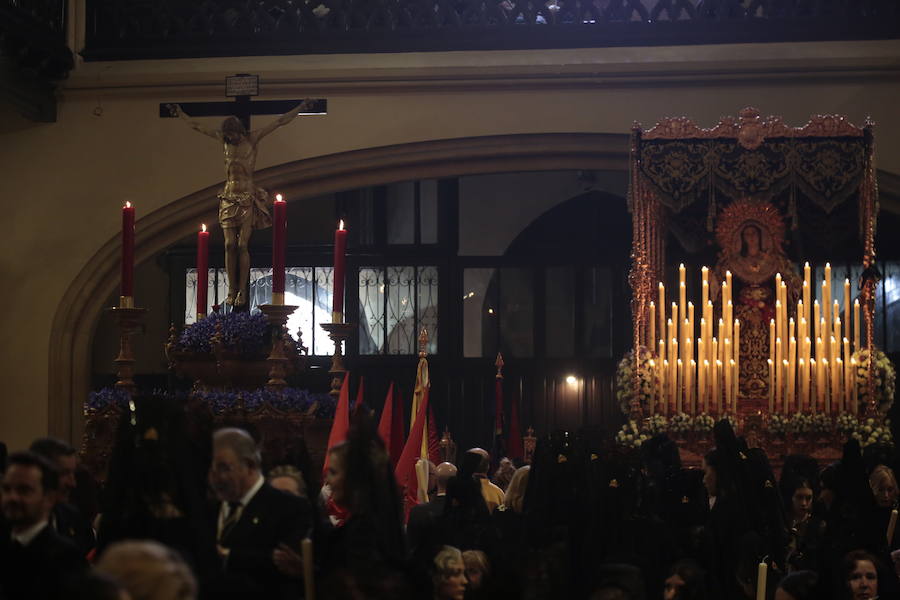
left=218, top=188, right=273, bottom=230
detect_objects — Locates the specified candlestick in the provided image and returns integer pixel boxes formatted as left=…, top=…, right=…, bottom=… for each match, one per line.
left=320, top=321, right=356, bottom=397
left=715, top=359, right=723, bottom=414
left=844, top=278, right=851, bottom=333
left=803, top=262, right=811, bottom=324
left=259, top=303, right=299, bottom=388
left=888, top=509, right=898, bottom=545
left=702, top=359, right=710, bottom=414
left=332, top=220, right=348, bottom=322
left=658, top=283, right=666, bottom=354
left=196, top=224, right=209, bottom=318
left=756, top=561, right=767, bottom=600
left=734, top=319, right=741, bottom=404
left=814, top=301, right=821, bottom=343
left=121, top=201, right=135, bottom=306
left=850, top=357, right=858, bottom=415
left=854, top=299, right=861, bottom=352
left=676, top=358, right=683, bottom=414
left=811, top=358, right=819, bottom=413
left=108, top=305, right=147, bottom=390
left=799, top=358, right=807, bottom=413
left=823, top=358, right=831, bottom=414
left=272, top=194, right=287, bottom=305
left=702, top=280, right=709, bottom=316
left=730, top=359, right=737, bottom=413
left=679, top=282, right=687, bottom=343
left=649, top=301, right=656, bottom=351
left=767, top=359, right=774, bottom=412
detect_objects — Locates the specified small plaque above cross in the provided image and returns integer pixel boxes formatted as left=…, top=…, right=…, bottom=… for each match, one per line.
left=159, top=73, right=326, bottom=130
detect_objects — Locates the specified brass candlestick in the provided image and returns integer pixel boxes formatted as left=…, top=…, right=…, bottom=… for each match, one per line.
left=320, top=322, right=355, bottom=398
left=108, top=306, right=148, bottom=391
left=259, top=304, right=298, bottom=389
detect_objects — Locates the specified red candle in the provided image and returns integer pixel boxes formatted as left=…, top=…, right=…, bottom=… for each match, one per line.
left=272, top=194, right=287, bottom=305
left=121, top=201, right=135, bottom=306
left=332, top=220, right=347, bottom=321
left=196, top=224, right=209, bottom=318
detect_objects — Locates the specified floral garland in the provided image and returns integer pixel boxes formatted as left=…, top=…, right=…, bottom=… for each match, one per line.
left=769, top=414, right=789, bottom=437
left=693, top=414, right=715, bottom=434
left=852, top=348, right=896, bottom=415
left=615, top=420, right=649, bottom=448
left=809, top=413, right=832, bottom=434
left=615, top=347, right=657, bottom=415
left=175, top=311, right=272, bottom=358
left=836, top=413, right=859, bottom=435
left=646, top=414, right=668, bottom=435
left=87, top=387, right=335, bottom=418
left=668, top=413, right=693, bottom=435
left=851, top=417, right=894, bottom=448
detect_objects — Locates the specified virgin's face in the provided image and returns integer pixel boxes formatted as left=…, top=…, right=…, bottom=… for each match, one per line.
left=848, top=559, right=877, bottom=599
left=742, top=226, right=761, bottom=253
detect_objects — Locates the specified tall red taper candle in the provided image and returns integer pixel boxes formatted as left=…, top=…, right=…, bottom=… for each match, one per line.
left=121, top=201, right=135, bottom=307
left=272, top=194, right=287, bottom=305
left=332, top=219, right=347, bottom=322
left=196, top=223, right=209, bottom=318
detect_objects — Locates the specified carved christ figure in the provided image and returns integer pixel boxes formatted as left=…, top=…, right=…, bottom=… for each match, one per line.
left=169, top=100, right=312, bottom=307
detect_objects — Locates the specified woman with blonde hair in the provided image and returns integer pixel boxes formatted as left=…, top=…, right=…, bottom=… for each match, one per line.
left=869, top=464, right=898, bottom=509
left=95, top=540, right=196, bottom=600
left=432, top=545, right=468, bottom=600
left=501, top=465, right=530, bottom=514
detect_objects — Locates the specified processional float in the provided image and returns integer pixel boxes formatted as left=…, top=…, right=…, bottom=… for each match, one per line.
left=618, top=107, right=892, bottom=464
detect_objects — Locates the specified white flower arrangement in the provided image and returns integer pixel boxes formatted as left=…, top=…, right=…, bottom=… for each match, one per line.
left=719, top=414, right=739, bottom=432
left=769, top=414, right=790, bottom=436
left=615, top=420, right=649, bottom=448
left=836, top=413, right=859, bottom=434
left=853, top=348, right=896, bottom=415
left=851, top=417, right=894, bottom=448
left=669, top=412, right=693, bottom=435
left=615, top=347, right=659, bottom=416
left=809, top=413, right=832, bottom=434
left=646, top=414, right=668, bottom=435
left=693, top=413, right=715, bottom=433
left=789, top=412, right=813, bottom=434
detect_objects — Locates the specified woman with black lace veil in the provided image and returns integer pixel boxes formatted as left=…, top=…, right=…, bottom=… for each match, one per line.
left=96, top=394, right=217, bottom=584
left=317, top=412, right=412, bottom=599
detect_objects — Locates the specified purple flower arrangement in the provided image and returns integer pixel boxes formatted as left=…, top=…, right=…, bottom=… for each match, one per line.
left=87, top=386, right=335, bottom=418
left=175, top=311, right=271, bottom=358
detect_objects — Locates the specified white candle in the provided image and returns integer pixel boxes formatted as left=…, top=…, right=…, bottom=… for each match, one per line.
left=756, top=561, right=767, bottom=600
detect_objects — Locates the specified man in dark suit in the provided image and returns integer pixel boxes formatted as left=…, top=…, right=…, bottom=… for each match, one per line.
left=29, top=437, right=95, bottom=557
left=0, top=451, right=86, bottom=599
left=407, top=461, right=457, bottom=558
left=208, top=428, right=311, bottom=599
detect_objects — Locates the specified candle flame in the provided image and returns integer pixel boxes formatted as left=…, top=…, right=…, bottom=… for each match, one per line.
left=855, top=299, right=860, bottom=306
left=124, top=201, right=132, bottom=208
left=275, top=193, right=283, bottom=202
left=339, top=219, right=345, bottom=230
left=201, top=223, right=207, bottom=232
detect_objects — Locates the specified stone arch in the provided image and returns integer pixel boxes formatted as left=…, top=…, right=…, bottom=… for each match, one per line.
left=48, top=132, right=630, bottom=442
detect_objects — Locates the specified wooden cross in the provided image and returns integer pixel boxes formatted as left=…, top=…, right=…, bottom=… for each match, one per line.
left=159, top=73, right=326, bottom=129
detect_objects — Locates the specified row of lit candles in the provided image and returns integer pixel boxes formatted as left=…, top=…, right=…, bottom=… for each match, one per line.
left=120, top=200, right=349, bottom=321
left=645, top=263, right=865, bottom=416
left=647, top=265, right=738, bottom=416
left=768, top=263, right=860, bottom=415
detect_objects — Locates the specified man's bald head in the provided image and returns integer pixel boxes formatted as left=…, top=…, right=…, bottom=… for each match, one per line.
left=434, top=462, right=457, bottom=494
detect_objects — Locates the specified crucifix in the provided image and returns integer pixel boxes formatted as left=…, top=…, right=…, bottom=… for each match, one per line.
left=161, top=74, right=327, bottom=309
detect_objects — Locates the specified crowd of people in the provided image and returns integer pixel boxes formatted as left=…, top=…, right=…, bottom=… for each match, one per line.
left=2, top=398, right=900, bottom=599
